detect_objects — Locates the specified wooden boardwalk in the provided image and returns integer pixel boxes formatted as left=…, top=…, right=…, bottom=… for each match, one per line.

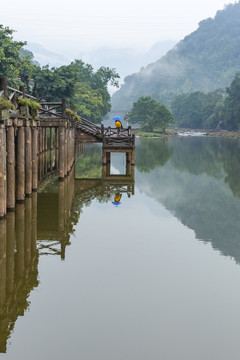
left=0, top=78, right=135, bottom=219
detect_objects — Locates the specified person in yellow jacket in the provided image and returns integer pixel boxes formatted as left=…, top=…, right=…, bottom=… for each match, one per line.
left=112, top=193, right=122, bottom=206
left=115, top=119, right=123, bottom=134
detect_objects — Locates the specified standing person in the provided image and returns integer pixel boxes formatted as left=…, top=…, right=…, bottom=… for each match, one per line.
left=113, top=116, right=123, bottom=135
left=115, top=119, right=123, bottom=134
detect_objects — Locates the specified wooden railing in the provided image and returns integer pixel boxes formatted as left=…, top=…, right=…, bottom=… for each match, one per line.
left=39, top=100, right=66, bottom=118
left=0, top=78, right=134, bottom=144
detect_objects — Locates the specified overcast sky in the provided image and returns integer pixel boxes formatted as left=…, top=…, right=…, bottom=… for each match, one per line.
left=1, top=0, right=235, bottom=57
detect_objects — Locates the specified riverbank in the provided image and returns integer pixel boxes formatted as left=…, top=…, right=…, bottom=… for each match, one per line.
left=135, top=128, right=240, bottom=139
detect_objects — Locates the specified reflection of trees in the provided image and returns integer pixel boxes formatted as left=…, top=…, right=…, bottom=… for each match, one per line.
left=171, top=137, right=224, bottom=178
left=135, top=138, right=173, bottom=173
left=170, top=137, right=240, bottom=198
left=221, top=141, right=240, bottom=198
left=75, top=144, right=102, bottom=179
left=136, top=136, right=240, bottom=264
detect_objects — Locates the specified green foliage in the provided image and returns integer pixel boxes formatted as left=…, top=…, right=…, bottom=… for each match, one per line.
left=29, top=99, right=41, bottom=109
left=151, top=103, right=174, bottom=132
left=0, top=96, right=15, bottom=110
left=18, top=97, right=40, bottom=112
left=0, top=25, right=26, bottom=83
left=31, top=60, right=119, bottom=123
left=223, top=72, right=240, bottom=130
left=171, top=89, right=226, bottom=129
left=125, top=96, right=159, bottom=124
left=66, top=108, right=81, bottom=122
left=171, top=73, right=240, bottom=130
left=126, top=96, right=174, bottom=133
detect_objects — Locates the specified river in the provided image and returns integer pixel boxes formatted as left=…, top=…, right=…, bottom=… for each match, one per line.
left=1, top=136, right=240, bottom=360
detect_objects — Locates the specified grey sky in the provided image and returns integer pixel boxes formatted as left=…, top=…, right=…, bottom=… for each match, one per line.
left=1, top=0, right=234, bottom=57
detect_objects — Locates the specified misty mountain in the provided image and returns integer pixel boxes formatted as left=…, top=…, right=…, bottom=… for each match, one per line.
left=111, top=2, right=240, bottom=111
left=25, top=43, right=70, bottom=68
left=77, top=40, right=177, bottom=82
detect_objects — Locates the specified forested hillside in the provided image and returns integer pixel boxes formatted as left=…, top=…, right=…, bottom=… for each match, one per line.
left=112, top=2, right=240, bottom=111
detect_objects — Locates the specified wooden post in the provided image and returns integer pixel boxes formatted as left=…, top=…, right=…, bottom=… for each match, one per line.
left=126, top=160, right=131, bottom=176
left=106, top=152, right=111, bottom=163
left=39, top=127, right=43, bottom=154
left=42, top=127, right=44, bottom=156
left=25, top=124, right=32, bottom=197
left=0, top=78, right=8, bottom=98
left=131, top=149, right=135, bottom=165
left=15, top=203, right=25, bottom=279
left=59, top=126, right=65, bottom=181
left=25, top=197, right=32, bottom=269
left=0, top=220, right=6, bottom=308
left=7, top=125, right=15, bottom=210
left=39, top=127, right=43, bottom=180
left=45, top=128, right=48, bottom=151
left=58, top=180, right=65, bottom=232
left=6, top=212, right=15, bottom=295
left=44, top=147, right=48, bottom=175
left=50, top=127, right=53, bottom=150
left=67, top=128, right=71, bottom=174
left=64, top=127, right=68, bottom=177
left=32, top=127, right=38, bottom=191
left=102, top=148, right=107, bottom=165
left=55, top=127, right=59, bottom=170
left=16, top=126, right=25, bottom=202
left=31, top=191, right=37, bottom=257
left=0, top=124, right=7, bottom=218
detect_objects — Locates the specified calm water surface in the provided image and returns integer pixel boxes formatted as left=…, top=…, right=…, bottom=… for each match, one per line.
left=1, top=137, right=240, bottom=359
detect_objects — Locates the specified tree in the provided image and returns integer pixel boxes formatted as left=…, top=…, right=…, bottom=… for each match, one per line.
left=151, top=103, right=174, bottom=132
left=224, top=73, right=240, bottom=130
left=0, top=25, right=26, bottom=83
left=125, top=96, right=159, bottom=125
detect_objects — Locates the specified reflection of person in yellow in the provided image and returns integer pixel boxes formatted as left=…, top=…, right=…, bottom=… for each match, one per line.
left=112, top=193, right=122, bottom=206
left=115, top=120, right=123, bottom=134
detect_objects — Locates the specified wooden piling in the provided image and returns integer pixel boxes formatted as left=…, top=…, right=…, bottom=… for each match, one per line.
left=25, top=197, right=32, bottom=269
left=59, top=126, right=65, bottom=181
left=16, top=126, right=25, bottom=202
left=25, top=124, right=32, bottom=197
left=0, top=220, right=6, bottom=308
left=15, top=203, right=25, bottom=279
left=0, top=124, right=7, bottom=218
left=45, top=128, right=48, bottom=151
left=64, top=127, right=68, bottom=177
left=55, top=127, right=59, bottom=170
left=6, top=125, right=15, bottom=210
left=50, top=127, right=53, bottom=150
left=106, top=152, right=111, bottom=163
left=32, top=127, right=38, bottom=191
left=31, top=191, right=37, bottom=257
left=6, top=212, right=15, bottom=295
left=102, top=149, right=107, bottom=165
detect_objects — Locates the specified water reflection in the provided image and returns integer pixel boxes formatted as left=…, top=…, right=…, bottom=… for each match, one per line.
left=135, top=137, right=240, bottom=264
left=0, top=197, right=39, bottom=353
left=0, top=156, right=135, bottom=352
left=2, top=137, right=240, bottom=356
